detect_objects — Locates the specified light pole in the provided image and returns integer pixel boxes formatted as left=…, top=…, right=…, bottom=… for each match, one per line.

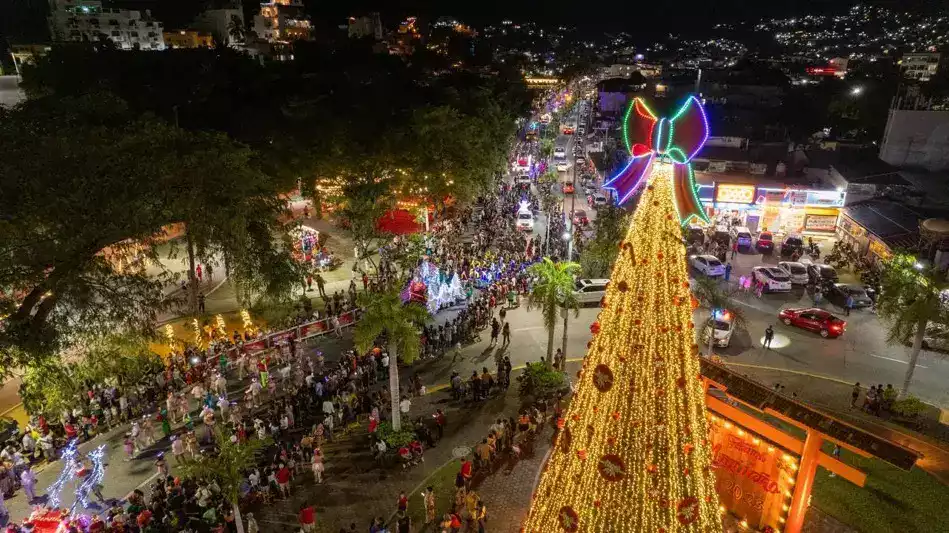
left=562, top=173, right=576, bottom=357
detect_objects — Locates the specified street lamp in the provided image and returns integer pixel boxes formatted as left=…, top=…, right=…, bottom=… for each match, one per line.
left=562, top=231, right=571, bottom=241
left=851, top=86, right=864, bottom=96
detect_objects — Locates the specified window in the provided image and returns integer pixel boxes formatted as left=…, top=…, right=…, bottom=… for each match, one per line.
left=130, top=31, right=138, bottom=37
left=109, top=19, right=119, bottom=25
left=111, top=30, right=120, bottom=36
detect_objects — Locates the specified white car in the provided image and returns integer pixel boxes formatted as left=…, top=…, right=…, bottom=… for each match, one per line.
left=516, top=174, right=532, bottom=185
left=556, top=161, right=569, bottom=172
left=574, top=278, right=609, bottom=305
left=516, top=210, right=534, bottom=231
left=777, top=261, right=808, bottom=285
left=690, top=255, right=725, bottom=277
left=702, top=309, right=736, bottom=348
left=592, top=194, right=608, bottom=207
left=554, top=147, right=566, bottom=159
left=752, top=266, right=792, bottom=292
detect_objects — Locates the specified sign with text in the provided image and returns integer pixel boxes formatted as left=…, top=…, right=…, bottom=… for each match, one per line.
left=715, top=184, right=756, bottom=204
left=708, top=417, right=796, bottom=532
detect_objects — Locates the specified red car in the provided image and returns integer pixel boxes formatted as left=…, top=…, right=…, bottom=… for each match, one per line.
left=573, top=209, right=589, bottom=226
left=778, top=307, right=846, bottom=338
left=562, top=181, right=575, bottom=194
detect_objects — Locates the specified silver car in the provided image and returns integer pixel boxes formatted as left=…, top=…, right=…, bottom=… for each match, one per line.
left=777, top=261, right=809, bottom=285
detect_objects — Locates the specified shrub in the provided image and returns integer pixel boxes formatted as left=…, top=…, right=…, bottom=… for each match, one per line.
left=891, top=395, right=927, bottom=418
left=518, top=362, right=567, bottom=401
left=377, top=422, right=416, bottom=448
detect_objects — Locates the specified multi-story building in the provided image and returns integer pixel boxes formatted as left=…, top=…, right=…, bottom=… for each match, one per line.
left=348, top=13, right=383, bottom=40
left=253, top=0, right=311, bottom=43
left=191, top=5, right=246, bottom=47
left=901, top=52, right=941, bottom=81
left=47, top=0, right=165, bottom=50
left=163, top=30, right=214, bottom=49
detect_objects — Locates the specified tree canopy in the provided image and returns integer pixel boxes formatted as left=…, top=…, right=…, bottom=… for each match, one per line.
left=0, top=92, right=298, bottom=372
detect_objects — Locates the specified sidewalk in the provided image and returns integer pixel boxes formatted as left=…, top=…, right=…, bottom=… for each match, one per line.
left=722, top=362, right=949, bottom=485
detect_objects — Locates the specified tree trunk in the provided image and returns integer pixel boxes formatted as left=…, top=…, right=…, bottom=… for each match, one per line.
left=8, top=286, right=45, bottom=322
left=232, top=501, right=245, bottom=533
left=546, top=308, right=556, bottom=364
left=901, top=317, right=928, bottom=397
left=388, top=341, right=402, bottom=431
left=561, top=308, right=569, bottom=366
left=186, top=227, right=199, bottom=314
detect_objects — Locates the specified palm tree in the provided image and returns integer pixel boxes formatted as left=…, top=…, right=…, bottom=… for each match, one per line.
left=527, top=258, right=581, bottom=364
left=178, top=427, right=270, bottom=533
left=876, top=254, right=949, bottom=396
left=355, top=289, right=428, bottom=431
left=690, top=276, right=747, bottom=357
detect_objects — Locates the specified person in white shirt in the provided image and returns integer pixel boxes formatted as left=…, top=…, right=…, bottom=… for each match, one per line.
left=399, top=397, right=411, bottom=415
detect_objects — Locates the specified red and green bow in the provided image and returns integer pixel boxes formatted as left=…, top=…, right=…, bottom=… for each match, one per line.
left=604, top=95, right=710, bottom=225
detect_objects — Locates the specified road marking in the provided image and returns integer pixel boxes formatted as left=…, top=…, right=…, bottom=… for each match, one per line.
left=512, top=326, right=546, bottom=333
left=869, top=354, right=928, bottom=369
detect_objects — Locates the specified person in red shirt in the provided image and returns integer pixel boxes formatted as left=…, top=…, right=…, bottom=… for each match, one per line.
left=459, top=457, right=472, bottom=489
left=298, top=502, right=316, bottom=532
left=397, top=490, right=408, bottom=512
left=276, top=463, right=292, bottom=498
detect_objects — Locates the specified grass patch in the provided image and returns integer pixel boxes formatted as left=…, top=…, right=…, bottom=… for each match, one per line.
left=812, top=449, right=949, bottom=533
left=406, top=459, right=462, bottom=528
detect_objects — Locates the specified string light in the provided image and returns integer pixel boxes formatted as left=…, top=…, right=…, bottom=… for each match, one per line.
left=46, top=439, right=79, bottom=509
left=522, top=162, right=721, bottom=532
left=71, top=444, right=107, bottom=515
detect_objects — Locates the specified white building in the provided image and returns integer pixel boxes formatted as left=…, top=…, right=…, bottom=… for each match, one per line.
left=253, top=0, right=311, bottom=43
left=901, top=52, right=941, bottom=81
left=47, top=0, right=164, bottom=50
left=348, top=13, right=383, bottom=40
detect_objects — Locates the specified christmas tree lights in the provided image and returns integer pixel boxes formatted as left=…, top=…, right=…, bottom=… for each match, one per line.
left=522, top=161, right=721, bottom=532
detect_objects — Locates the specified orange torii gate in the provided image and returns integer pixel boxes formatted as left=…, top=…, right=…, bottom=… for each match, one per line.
left=699, top=360, right=920, bottom=533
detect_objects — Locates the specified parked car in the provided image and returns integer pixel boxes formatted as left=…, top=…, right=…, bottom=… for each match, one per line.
left=806, top=264, right=839, bottom=286
left=686, top=225, right=705, bottom=245
left=574, top=278, right=609, bottom=305
left=730, top=226, right=753, bottom=249
left=755, top=232, right=775, bottom=254
left=777, top=261, right=808, bottom=285
left=690, top=255, right=725, bottom=277
left=780, top=235, right=804, bottom=257
left=904, top=324, right=949, bottom=352
left=778, top=307, right=847, bottom=338
left=573, top=210, right=589, bottom=226
left=827, top=283, right=873, bottom=308
left=702, top=309, right=736, bottom=348
left=752, top=266, right=792, bottom=292
left=516, top=210, right=534, bottom=231
left=562, top=181, right=576, bottom=194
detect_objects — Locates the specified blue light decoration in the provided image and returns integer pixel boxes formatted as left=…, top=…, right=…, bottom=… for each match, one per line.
left=403, top=261, right=465, bottom=314
left=46, top=438, right=79, bottom=509
left=603, top=95, right=711, bottom=225
left=71, top=444, right=107, bottom=515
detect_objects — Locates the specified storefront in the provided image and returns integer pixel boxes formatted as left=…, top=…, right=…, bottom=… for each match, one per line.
left=698, top=184, right=846, bottom=235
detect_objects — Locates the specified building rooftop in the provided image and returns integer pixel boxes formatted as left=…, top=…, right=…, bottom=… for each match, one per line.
left=843, top=199, right=949, bottom=249
left=831, top=154, right=908, bottom=185
left=596, top=77, right=641, bottom=93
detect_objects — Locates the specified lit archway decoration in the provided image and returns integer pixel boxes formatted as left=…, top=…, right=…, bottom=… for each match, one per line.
left=603, top=96, right=710, bottom=225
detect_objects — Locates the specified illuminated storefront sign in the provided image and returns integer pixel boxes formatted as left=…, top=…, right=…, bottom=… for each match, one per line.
left=708, top=416, right=796, bottom=532
left=869, top=238, right=892, bottom=260
left=804, top=214, right=839, bottom=232
left=715, top=184, right=756, bottom=204
left=805, top=190, right=846, bottom=207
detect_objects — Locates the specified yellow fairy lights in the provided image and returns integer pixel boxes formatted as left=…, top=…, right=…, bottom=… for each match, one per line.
left=523, top=162, right=722, bottom=532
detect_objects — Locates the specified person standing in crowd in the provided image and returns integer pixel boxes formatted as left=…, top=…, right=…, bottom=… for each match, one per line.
left=764, top=325, right=774, bottom=349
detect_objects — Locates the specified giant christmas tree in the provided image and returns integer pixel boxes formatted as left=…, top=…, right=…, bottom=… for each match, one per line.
left=523, top=97, right=721, bottom=532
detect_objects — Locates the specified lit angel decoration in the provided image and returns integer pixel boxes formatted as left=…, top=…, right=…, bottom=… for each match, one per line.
left=604, top=95, right=711, bottom=225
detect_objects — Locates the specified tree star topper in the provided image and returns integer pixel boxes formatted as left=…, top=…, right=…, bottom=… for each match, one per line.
left=603, top=95, right=710, bottom=225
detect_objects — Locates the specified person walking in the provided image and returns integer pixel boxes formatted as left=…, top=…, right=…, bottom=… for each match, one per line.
left=724, top=262, right=732, bottom=282
left=764, top=325, right=774, bottom=349
left=731, top=241, right=738, bottom=260
left=315, top=274, right=326, bottom=299
left=850, top=382, right=861, bottom=409
left=311, top=447, right=324, bottom=483
left=20, top=465, right=37, bottom=503
left=501, top=322, right=511, bottom=347
left=489, top=318, right=500, bottom=348
left=298, top=502, right=317, bottom=533
left=423, top=486, right=437, bottom=527
left=845, top=294, right=854, bottom=316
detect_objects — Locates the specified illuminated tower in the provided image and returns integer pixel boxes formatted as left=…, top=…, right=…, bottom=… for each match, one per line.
left=523, top=97, right=721, bottom=532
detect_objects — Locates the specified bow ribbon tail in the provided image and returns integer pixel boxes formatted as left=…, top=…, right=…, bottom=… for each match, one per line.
left=672, top=163, right=709, bottom=226
left=604, top=153, right=654, bottom=206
